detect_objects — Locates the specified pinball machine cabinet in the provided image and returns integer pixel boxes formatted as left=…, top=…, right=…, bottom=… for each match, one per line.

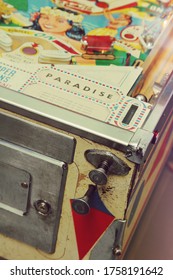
left=0, top=14, right=173, bottom=261
left=0, top=79, right=172, bottom=260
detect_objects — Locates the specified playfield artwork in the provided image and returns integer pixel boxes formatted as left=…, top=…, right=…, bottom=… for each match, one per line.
left=0, top=0, right=172, bottom=65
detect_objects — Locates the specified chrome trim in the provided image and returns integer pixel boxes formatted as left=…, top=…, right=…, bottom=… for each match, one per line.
left=0, top=86, right=133, bottom=150
left=143, top=71, right=173, bottom=132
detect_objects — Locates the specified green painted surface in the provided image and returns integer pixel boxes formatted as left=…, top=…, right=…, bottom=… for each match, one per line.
left=5, top=0, right=28, bottom=11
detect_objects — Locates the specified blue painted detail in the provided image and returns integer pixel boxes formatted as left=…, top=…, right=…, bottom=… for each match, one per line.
left=89, top=188, right=114, bottom=216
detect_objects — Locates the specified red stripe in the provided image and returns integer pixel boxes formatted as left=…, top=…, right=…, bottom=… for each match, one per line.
left=53, top=40, right=79, bottom=54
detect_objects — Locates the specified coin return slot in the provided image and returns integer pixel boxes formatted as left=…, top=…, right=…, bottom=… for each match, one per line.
left=122, top=105, right=138, bottom=125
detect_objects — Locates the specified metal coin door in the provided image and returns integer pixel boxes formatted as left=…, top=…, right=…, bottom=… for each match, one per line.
left=0, top=113, right=75, bottom=254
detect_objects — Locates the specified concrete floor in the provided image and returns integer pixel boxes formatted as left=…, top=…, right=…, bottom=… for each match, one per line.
left=124, top=149, right=173, bottom=260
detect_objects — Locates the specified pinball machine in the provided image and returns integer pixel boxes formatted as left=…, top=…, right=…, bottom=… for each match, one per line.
left=0, top=0, right=173, bottom=260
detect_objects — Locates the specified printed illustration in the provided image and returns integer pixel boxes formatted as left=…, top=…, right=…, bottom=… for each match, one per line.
left=0, top=0, right=172, bottom=65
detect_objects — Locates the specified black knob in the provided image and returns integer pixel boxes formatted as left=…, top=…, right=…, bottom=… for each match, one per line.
left=72, top=185, right=96, bottom=215
left=89, top=160, right=110, bottom=185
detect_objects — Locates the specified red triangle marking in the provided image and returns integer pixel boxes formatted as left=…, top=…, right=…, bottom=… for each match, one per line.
left=71, top=205, right=115, bottom=259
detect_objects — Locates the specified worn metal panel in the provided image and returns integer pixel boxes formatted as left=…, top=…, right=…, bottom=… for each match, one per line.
left=0, top=162, right=31, bottom=215
left=0, top=140, right=68, bottom=253
left=0, top=111, right=76, bottom=163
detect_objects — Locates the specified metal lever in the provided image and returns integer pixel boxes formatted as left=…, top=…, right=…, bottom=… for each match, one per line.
left=85, top=149, right=131, bottom=185
left=72, top=184, right=96, bottom=215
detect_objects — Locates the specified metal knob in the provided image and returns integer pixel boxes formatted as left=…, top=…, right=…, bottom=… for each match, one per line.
left=135, top=94, right=147, bottom=102
left=85, top=149, right=131, bottom=185
left=72, top=184, right=96, bottom=215
left=89, top=159, right=111, bottom=185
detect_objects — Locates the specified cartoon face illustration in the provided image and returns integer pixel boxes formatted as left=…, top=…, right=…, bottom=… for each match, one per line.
left=120, top=25, right=144, bottom=41
left=38, top=13, right=72, bottom=35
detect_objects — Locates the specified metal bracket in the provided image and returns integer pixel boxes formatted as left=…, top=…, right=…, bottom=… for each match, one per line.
left=112, top=219, right=127, bottom=257
left=126, top=129, right=154, bottom=164
left=90, top=219, right=127, bottom=260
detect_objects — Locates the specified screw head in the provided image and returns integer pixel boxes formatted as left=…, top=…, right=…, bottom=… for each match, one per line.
left=72, top=198, right=90, bottom=215
left=21, top=182, right=29, bottom=189
left=113, top=246, right=122, bottom=256
left=89, top=169, right=107, bottom=185
left=34, top=200, right=52, bottom=216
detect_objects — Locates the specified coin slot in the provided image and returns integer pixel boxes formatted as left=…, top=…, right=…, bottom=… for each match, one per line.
left=122, top=105, right=138, bottom=124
